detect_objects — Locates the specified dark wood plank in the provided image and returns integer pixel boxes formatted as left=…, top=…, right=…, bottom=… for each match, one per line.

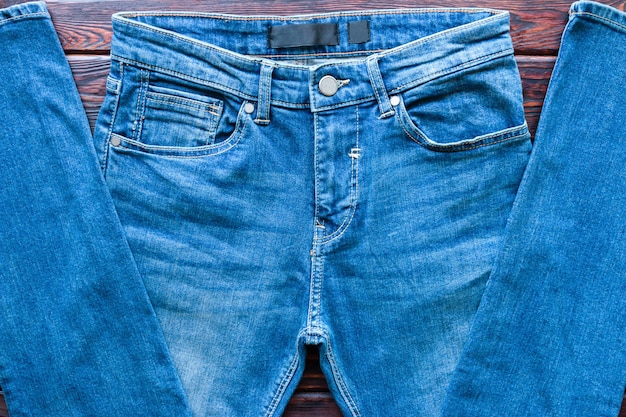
left=67, top=55, right=111, bottom=128
left=295, top=347, right=329, bottom=392
left=518, top=55, right=555, bottom=137
left=284, top=393, right=343, bottom=416
left=0, top=0, right=621, bottom=55
left=0, top=391, right=6, bottom=417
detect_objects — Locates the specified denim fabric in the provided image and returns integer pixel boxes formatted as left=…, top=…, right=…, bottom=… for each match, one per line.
left=0, top=3, right=193, bottom=416
left=92, top=7, right=531, bottom=416
left=440, top=2, right=626, bottom=416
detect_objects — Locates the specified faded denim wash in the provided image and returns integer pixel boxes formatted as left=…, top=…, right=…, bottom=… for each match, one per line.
left=92, top=7, right=530, bottom=417
left=440, top=2, right=626, bottom=417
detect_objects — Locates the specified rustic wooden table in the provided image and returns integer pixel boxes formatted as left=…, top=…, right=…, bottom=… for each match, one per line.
left=0, top=0, right=624, bottom=416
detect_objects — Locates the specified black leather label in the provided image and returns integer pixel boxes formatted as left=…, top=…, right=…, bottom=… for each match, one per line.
left=268, top=23, right=339, bottom=48
left=348, top=20, right=370, bottom=44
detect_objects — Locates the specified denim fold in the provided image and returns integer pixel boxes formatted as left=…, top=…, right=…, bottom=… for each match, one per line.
left=0, top=2, right=192, bottom=416
left=440, top=2, right=626, bottom=416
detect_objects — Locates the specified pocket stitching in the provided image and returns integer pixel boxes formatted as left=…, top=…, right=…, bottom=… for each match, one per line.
left=145, top=91, right=223, bottom=114
left=109, top=101, right=251, bottom=159
left=395, top=95, right=529, bottom=152
left=141, top=91, right=223, bottom=146
left=100, top=63, right=125, bottom=176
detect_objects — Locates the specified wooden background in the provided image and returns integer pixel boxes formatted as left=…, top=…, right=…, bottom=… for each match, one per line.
left=0, top=0, right=625, bottom=415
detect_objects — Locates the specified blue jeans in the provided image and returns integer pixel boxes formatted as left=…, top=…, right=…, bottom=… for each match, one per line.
left=0, top=2, right=623, bottom=417
left=95, top=7, right=529, bottom=417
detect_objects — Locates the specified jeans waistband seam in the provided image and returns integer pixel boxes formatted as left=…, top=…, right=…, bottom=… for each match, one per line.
left=112, top=16, right=259, bottom=67
left=389, top=47, right=515, bottom=95
left=111, top=54, right=379, bottom=109
left=112, top=9, right=509, bottom=73
left=112, top=44, right=513, bottom=111
left=115, top=7, right=504, bottom=21
left=112, top=9, right=512, bottom=110
left=111, top=54, right=259, bottom=101
left=381, top=11, right=508, bottom=58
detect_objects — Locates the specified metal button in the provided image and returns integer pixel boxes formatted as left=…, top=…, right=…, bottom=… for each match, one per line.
left=110, top=136, right=121, bottom=147
left=390, top=95, right=401, bottom=107
left=319, top=75, right=339, bottom=97
left=244, top=102, right=255, bottom=114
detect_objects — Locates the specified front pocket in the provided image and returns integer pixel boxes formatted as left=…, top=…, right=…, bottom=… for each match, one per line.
left=395, top=94, right=531, bottom=152
left=106, top=65, right=252, bottom=158
left=392, top=54, right=530, bottom=152
left=109, top=100, right=251, bottom=158
left=140, top=85, right=224, bottom=148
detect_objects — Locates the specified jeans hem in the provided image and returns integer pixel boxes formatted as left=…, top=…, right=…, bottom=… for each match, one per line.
left=0, top=1, right=48, bottom=26
left=570, top=1, right=626, bottom=33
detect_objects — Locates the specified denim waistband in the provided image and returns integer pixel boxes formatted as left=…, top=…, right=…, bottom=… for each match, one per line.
left=111, top=8, right=512, bottom=113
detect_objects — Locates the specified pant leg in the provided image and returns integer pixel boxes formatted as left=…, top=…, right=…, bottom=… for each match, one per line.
left=440, top=2, right=626, bottom=416
left=0, top=3, right=192, bottom=416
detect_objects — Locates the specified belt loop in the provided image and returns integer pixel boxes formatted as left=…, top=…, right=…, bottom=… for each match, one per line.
left=255, top=61, right=275, bottom=125
left=366, top=57, right=394, bottom=119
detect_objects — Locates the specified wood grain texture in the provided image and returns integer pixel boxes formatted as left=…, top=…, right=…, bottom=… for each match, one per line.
left=0, top=0, right=625, bottom=416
